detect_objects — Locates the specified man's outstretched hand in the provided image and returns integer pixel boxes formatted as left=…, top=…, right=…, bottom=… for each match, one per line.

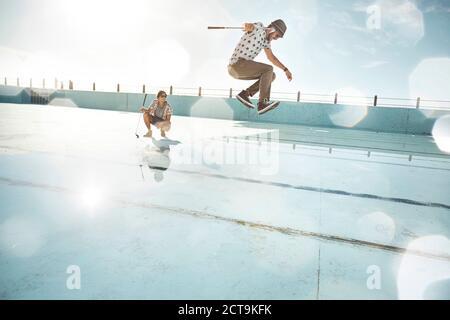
left=285, top=70, right=293, bottom=81
left=243, top=23, right=255, bottom=33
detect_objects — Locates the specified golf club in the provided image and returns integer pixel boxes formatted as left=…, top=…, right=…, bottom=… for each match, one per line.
left=207, top=26, right=244, bottom=30
left=207, top=26, right=271, bottom=32
left=135, top=93, right=148, bottom=139
left=139, top=164, right=145, bottom=181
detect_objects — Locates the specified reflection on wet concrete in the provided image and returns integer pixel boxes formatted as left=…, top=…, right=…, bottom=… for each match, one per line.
left=141, top=138, right=181, bottom=182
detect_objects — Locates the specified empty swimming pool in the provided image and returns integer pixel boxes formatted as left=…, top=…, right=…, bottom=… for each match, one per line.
left=0, top=102, right=449, bottom=299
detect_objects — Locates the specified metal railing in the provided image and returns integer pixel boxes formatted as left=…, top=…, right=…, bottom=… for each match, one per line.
left=2, top=76, right=450, bottom=110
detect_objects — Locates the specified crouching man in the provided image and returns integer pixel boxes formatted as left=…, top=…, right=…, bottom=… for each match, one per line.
left=140, top=90, right=172, bottom=138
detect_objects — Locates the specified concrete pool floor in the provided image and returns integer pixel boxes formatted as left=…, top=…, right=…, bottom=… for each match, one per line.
left=0, top=103, right=449, bottom=299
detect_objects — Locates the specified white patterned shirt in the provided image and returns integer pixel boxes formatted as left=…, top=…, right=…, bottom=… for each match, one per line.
left=147, top=100, right=173, bottom=120
left=229, top=22, right=271, bottom=66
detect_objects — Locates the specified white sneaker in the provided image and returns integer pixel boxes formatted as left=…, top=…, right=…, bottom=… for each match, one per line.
left=258, top=99, right=280, bottom=115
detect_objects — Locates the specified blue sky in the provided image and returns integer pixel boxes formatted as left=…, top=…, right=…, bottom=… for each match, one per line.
left=0, top=0, right=449, bottom=100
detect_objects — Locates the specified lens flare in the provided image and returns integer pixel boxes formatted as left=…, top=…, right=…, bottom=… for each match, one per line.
left=432, top=115, right=450, bottom=154
left=397, top=235, right=450, bottom=300
left=356, top=212, right=396, bottom=244
left=328, top=87, right=368, bottom=128
left=80, top=187, right=104, bottom=212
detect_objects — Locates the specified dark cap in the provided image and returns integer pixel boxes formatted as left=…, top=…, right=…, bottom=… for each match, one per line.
left=270, top=19, right=287, bottom=38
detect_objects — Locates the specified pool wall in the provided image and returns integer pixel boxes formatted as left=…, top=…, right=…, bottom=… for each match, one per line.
left=1, top=85, right=448, bottom=135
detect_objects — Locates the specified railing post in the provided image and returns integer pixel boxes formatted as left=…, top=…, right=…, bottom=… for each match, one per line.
left=117, top=83, right=120, bottom=92
left=198, top=86, right=202, bottom=97
left=42, top=79, right=45, bottom=89
left=334, top=93, right=338, bottom=104
left=373, top=95, right=378, bottom=107
left=169, top=85, right=173, bottom=95
left=297, top=91, right=301, bottom=102
left=142, top=84, right=146, bottom=94
left=61, top=82, right=64, bottom=90
left=93, top=82, right=96, bottom=91
left=229, top=88, right=233, bottom=98
left=4, top=77, right=7, bottom=86
left=69, top=80, right=73, bottom=90
left=30, top=78, right=32, bottom=88
left=17, top=78, right=20, bottom=87
left=416, top=97, right=421, bottom=109
left=55, top=78, right=58, bottom=89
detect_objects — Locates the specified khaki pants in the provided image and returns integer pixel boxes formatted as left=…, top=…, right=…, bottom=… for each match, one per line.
left=228, top=59, right=276, bottom=101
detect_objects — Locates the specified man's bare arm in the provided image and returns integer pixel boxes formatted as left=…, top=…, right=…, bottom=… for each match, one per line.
left=264, top=48, right=293, bottom=81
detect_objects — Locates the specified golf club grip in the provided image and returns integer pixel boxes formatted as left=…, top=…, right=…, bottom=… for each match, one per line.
left=142, top=93, right=148, bottom=106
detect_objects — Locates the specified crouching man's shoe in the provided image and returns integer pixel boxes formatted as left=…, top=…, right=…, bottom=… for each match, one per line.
left=144, top=130, right=153, bottom=138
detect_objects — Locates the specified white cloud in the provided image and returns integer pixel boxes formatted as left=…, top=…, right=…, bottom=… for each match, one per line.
left=141, top=39, right=191, bottom=85
left=0, top=0, right=241, bottom=89
left=324, top=42, right=352, bottom=57
left=0, top=46, right=71, bottom=79
left=362, top=60, right=389, bottom=68
left=328, top=10, right=369, bottom=33
left=354, top=0, right=425, bottom=46
left=286, top=0, right=319, bottom=38
left=423, top=4, right=450, bottom=13
left=353, top=44, right=377, bottom=55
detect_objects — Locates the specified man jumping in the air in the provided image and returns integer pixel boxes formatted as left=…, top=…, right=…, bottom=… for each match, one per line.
left=228, top=19, right=293, bottom=115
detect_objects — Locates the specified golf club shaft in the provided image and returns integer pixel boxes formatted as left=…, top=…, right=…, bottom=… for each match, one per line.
left=208, top=26, right=244, bottom=30
left=135, top=93, right=148, bottom=135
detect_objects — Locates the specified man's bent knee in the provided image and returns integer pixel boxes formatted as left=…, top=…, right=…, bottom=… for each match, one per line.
left=157, top=121, right=171, bottom=130
left=264, top=64, right=274, bottom=72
